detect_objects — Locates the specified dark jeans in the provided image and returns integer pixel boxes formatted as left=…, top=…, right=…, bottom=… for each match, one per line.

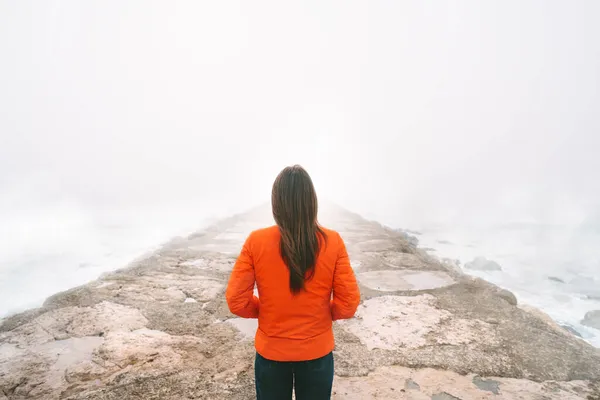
left=255, top=352, right=334, bottom=400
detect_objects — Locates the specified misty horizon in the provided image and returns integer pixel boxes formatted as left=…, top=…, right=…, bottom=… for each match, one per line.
left=1, top=1, right=599, bottom=231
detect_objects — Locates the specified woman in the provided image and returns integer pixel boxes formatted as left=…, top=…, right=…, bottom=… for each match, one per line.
left=225, top=165, right=361, bottom=400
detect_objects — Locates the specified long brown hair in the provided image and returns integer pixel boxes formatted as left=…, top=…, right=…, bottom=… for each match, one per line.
left=272, top=165, right=326, bottom=294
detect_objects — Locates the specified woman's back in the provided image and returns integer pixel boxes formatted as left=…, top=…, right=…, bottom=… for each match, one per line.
left=227, top=224, right=359, bottom=361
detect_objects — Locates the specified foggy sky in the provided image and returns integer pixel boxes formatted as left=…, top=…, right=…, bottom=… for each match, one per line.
left=1, top=1, right=599, bottom=228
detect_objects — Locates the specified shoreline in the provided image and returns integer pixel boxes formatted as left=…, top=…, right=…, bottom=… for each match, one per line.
left=4, top=213, right=599, bottom=345
left=410, top=227, right=600, bottom=348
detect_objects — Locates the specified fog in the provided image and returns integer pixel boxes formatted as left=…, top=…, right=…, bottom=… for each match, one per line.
left=1, top=0, right=600, bottom=229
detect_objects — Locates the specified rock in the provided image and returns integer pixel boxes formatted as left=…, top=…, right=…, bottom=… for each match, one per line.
left=405, top=378, right=420, bottom=390
left=432, top=393, right=462, bottom=400
left=469, top=277, right=517, bottom=306
left=395, top=230, right=419, bottom=247
left=548, top=276, right=565, bottom=284
left=334, top=365, right=593, bottom=399
left=582, top=310, right=600, bottom=330
left=464, top=256, right=502, bottom=271
left=340, top=294, right=451, bottom=350
left=560, top=324, right=583, bottom=338
left=1, top=205, right=600, bottom=399
left=380, top=252, right=429, bottom=270
left=440, top=258, right=462, bottom=274
left=519, top=305, right=571, bottom=338
left=472, top=376, right=500, bottom=394
left=497, top=289, right=518, bottom=306
left=497, top=288, right=518, bottom=306
left=356, top=270, right=455, bottom=292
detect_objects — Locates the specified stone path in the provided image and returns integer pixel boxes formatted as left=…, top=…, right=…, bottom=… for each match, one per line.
left=1, top=204, right=600, bottom=399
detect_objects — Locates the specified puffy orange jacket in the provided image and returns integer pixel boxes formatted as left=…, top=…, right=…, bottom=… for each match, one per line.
left=225, top=225, right=360, bottom=361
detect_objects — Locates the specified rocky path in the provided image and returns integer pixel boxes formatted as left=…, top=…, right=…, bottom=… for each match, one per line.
left=1, top=205, right=600, bottom=399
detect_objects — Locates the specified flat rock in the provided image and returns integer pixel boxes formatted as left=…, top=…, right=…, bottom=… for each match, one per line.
left=357, top=270, right=455, bottom=292
left=0, top=336, right=105, bottom=398
left=333, top=365, right=592, bottom=400
left=377, top=252, right=430, bottom=270
left=339, top=294, right=498, bottom=351
left=2, top=301, right=147, bottom=347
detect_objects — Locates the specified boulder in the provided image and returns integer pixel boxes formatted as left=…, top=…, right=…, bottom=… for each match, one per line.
left=464, top=256, right=502, bottom=271
left=582, top=310, right=600, bottom=330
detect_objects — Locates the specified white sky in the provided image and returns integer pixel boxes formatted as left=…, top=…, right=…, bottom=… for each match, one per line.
left=1, top=1, right=599, bottom=228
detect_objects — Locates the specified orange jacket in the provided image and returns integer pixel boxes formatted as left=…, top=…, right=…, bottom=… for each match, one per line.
left=225, top=225, right=360, bottom=361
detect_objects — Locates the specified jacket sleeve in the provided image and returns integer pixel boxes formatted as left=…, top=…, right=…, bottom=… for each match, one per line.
left=225, top=234, right=259, bottom=318
left=330, top=232, right=360, bottom=321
